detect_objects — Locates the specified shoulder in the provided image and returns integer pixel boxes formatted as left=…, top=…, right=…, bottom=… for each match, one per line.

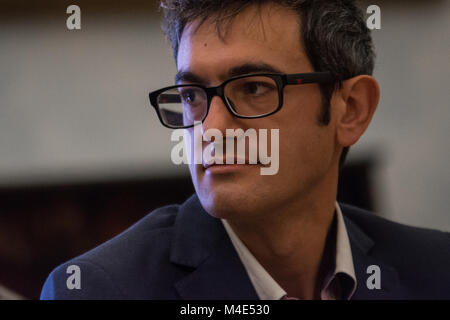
left=41, top=203, right=184, bottom=299
left=340, top=203, right=450, bottom=297
left=340, top=203, right=450, bottom=251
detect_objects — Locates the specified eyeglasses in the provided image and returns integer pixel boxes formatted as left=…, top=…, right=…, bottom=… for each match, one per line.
left=148, top=72, right=333, bottom=129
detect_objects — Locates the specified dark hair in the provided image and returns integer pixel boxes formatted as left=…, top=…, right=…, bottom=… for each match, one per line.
left=160, top=0, right=375, bottom=168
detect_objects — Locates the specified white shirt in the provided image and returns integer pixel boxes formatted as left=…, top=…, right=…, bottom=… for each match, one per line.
left=221, top=202, right=357, bottom=300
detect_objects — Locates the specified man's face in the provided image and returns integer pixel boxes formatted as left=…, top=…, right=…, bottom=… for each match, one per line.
left=177, top=3, right=339, bottom=220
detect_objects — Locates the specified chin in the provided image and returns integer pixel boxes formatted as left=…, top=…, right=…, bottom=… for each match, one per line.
left=190, top=164, right=285, bottom=220
left=195, top=183, right=271, bottom=221
left=196, top=188, right=240, bottom=219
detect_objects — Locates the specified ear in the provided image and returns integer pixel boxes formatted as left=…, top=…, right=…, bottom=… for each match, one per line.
left=335, top=75, right=380, bottom=147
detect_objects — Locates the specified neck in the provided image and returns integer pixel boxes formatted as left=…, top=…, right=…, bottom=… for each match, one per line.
left=226, top=166, right=339, bottom=299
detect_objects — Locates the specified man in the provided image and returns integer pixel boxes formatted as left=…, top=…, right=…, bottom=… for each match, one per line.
left=41, top=0, right=450, bottom=299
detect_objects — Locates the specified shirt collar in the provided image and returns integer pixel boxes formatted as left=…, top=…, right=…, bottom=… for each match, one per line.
left=221, top=202, right=357, bottom=300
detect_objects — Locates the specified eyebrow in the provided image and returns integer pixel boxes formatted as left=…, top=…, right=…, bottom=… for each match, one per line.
left=175, top=62, right=284, bottom=85
left=228, top=63, right=283, bottom=77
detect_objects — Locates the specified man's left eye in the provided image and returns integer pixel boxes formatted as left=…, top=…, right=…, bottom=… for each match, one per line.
left=181, top=91, right=196, bottom=103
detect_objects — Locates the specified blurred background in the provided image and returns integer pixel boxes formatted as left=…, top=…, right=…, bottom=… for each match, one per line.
left=0, top=0, right=449, bottom=299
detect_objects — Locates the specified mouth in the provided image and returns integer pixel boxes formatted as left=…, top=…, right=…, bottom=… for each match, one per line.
left=202, top=157, right=261, bottom=170
left=203, top=163, right=259, bottom=175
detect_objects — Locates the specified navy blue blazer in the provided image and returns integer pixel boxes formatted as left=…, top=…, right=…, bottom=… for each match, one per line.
left=41, top=194, right=450, bottom=299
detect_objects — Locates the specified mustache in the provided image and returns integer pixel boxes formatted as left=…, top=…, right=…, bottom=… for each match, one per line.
left=201, top=138, right=270, bottom=168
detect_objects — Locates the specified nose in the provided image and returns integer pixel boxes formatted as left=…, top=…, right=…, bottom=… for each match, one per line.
left=201, top=96, right=239, bottom=135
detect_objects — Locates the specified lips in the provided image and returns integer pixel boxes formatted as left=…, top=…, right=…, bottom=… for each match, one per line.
left=202, top=157, right=259, bottom=169
left=201, top=141, right=263, bottom=169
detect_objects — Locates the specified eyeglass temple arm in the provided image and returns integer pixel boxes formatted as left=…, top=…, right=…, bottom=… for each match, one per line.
left=285, top=72, right=334, bottom=85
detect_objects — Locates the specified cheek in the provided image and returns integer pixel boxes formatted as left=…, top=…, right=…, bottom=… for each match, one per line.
left=283, top=128, right=335, bottom=187
left=275, top=94, right=335, bottom=175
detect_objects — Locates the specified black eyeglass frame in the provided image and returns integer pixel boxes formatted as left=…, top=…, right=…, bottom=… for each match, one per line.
left=149, top=71, right=334, bottom=129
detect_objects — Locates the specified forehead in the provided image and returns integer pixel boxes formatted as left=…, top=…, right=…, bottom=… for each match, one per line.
left=176, top=3, right=312, bottom=79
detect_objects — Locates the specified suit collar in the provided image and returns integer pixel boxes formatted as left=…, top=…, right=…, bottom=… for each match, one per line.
left=342, top=209, right=403, bottom=299
left=170, top=194, right=223, bottom=268
left=171, top=194, right=258, bottom=299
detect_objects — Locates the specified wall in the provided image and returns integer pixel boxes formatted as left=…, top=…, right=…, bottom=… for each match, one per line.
left=0, top=0, right=449, bottom=230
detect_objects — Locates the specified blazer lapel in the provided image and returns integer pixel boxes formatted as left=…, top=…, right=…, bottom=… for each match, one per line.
left=170, top=194, right=258, bottom=300
left=343, top=214, right=404, bottom=299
